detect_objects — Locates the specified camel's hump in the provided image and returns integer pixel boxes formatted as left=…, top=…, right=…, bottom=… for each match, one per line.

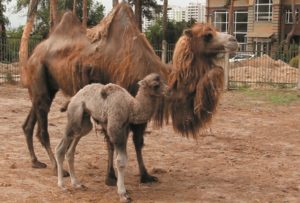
left=51, top=11, right=85, bottom=38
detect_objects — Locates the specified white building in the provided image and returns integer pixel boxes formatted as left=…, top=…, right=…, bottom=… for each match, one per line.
left=185, top=2, right=206, bottom=22
left=142, top=9, right=162, bottom=32
left=167, top=5, right=186, bottom=22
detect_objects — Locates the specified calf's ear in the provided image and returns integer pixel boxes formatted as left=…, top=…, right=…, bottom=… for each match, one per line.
left=183, top=29, right=193, bottom=38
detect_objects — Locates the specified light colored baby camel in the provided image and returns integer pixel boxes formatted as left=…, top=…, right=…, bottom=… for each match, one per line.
left=55, top=73, right=167, bottom=203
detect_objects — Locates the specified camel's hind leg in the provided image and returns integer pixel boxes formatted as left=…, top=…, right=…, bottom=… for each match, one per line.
left=55, top=127, right=74, bottom=190
left=56, top=104, right=92, bottom=190
left=108, top=124, right=131, bottom=202
left=131, top=123, right=158, bottom=183
left=28, top=64, right=66, bottom=176
left=22, top=107, right=46, bottom=168
left=66, top=114, right=92, bottom=189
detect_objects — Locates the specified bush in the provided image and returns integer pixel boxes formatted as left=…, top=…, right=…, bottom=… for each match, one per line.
left=289, top=55, right=299, bottom=68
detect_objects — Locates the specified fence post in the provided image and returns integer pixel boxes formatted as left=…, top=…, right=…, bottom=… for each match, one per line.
left=224, top=53, right=230, bottom=90
left=297, top=45, right=300, bottom=89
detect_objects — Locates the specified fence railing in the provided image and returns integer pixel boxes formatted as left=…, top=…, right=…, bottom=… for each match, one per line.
left=225, top=48, right=300, bottom=89
left=1, top=37, right=299, bottom=89
left=0, top=37, right=42, bottom=83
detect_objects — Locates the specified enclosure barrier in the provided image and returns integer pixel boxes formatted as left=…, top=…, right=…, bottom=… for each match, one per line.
left=1, top=37, right=299, bottom=89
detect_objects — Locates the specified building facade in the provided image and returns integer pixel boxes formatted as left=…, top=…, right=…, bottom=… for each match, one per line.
left=168, top=5, right=186, bottom=22
left=206, top=0, right=300, bottom=53
left=186, top=2, right=206, bottom=22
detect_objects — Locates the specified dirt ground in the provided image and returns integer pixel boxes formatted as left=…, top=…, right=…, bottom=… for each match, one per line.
left=1, top=85, right=300, bottom=203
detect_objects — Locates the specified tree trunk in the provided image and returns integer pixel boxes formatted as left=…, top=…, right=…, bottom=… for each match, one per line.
left=286, top=0, right=297, bottom=46
left=161, top=0, right=168, bottom=63
left=19, top=0, right=39, bottom=86
left=113, top=0, right=118, bottom=7
left=50, top=0, right=58, bottom=31
left=134, top=0, right=142, bottom=31
left=82, top=0, right=87, bottom=29
left=73, top=0, right=76, bottom=14
left=227, top=0, right=234, bottom=35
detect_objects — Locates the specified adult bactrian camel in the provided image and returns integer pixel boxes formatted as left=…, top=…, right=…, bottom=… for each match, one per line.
left=21, top=3, right=238, bottom=184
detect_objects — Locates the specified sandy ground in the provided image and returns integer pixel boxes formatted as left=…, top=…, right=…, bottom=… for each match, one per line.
left=1, top=85, right=300, bottom=203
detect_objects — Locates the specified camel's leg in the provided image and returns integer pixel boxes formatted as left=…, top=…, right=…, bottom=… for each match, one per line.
left=66, top=136, right=84, bottom=189
left=131, top=123, right=158, bottom=183
left=55, top=127, right=74, bottom=190
left=115, top=145, right=131, bottom=203
left=66, top=113, right=92, bottom=189
left=22, top=107, right=46, bottom=168
left=105, top=133, right=117, bottom=186
left=108, top=124, right=131, bottom=203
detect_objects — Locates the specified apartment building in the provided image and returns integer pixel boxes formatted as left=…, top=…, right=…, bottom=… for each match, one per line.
left=168, top=5, right=186, bottom=22
left=186, top=2, right=206, bottom=22
left=206, top=0, right=300, bottom=53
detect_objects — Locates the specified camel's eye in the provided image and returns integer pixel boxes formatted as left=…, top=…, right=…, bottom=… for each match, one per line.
left=152, top=84, right=160, bottom=90
left=203, top=33, right=213, bottom=42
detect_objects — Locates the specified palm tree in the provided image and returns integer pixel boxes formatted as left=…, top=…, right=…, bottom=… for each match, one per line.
left=113, top=0, right=118, bottom=7
left=227, top=0, right=234, bottom=35
left=19, top=0, right=39, bottom=85
left=161, top=0, right=168, bottom=63
left=286, top=0, right=297, bottom=46
left=135, top=0, right=142, bottom=31
left=50, top=0, right=58, bottom=30
left=82, top=0, right=87, bottom=29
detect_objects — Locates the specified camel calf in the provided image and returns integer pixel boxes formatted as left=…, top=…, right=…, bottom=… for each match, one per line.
left=55, top=73, right=167, bottom=202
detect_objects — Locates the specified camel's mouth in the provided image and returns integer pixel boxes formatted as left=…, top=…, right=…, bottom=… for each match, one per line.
left=224, top=41, right=239, bottom=53
left=215, top=32, right=238, bottom=54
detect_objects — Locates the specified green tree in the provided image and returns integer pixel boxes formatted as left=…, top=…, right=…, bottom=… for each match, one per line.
left=145, top=18, right=196, bottom=45
left=14, top=0, right=104, bottom=38
left=127, top=0, right=162, bottom=31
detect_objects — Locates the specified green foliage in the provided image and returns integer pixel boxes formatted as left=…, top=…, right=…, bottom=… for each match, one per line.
left=127, top=0, right=162, bottom=21
left=289, top=55, right=299, bottom=68
left=12, top=0, right=105, bottom=38
left=275, top=42, right=299, bottom=63
left=145, top=18, right=196, bottom=45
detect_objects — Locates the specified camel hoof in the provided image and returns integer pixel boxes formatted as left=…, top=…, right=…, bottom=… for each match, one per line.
left=32, top=160, right=47, bottom=168
left=105, top=176, right=117, bottom=186
left=63, top=170, right=70, bottom=177
left=73, top=183, right=87, bottom=190
left=58, top=184, right=69, bottom=192
left=53, top=169, right=69, bottom=177
left=119, top=193, right=132, bottom=203
left=140, top=174, right=158, bottom=183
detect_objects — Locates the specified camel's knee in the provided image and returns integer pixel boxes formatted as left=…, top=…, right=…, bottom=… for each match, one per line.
left=116, top=151, right=127, bottom=169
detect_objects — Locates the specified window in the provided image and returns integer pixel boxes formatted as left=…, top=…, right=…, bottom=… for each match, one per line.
left=214, top=11, right=228, bottom=33
left=285, top=9, right=299, bottom=24
left=255, top=0, right=272, bottom=21
left=213, top=11, right=248, bottom=51
left=234, top=11, right=248, bottom=51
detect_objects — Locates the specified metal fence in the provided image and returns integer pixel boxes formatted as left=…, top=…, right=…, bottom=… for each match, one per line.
left=226, top=46, right=300, bottom=89
left=0, top=37, right=42, bottom=83
left=0, top=37, right=299, bottom=89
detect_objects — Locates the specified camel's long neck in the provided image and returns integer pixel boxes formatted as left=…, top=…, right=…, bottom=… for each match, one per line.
left=129, top=90, right=157, bottom=124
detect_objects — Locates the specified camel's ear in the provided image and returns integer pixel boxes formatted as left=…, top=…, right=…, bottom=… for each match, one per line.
left=183, top=29, right=193, bottom=38
left=137, top=80, right=144, bottom=87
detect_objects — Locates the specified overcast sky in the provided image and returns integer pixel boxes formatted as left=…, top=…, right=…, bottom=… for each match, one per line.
left=4, top=0, right=205, bottom=29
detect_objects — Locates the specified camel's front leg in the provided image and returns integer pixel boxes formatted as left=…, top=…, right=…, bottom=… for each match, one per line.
left=131, top=123, right=158, bottom=183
